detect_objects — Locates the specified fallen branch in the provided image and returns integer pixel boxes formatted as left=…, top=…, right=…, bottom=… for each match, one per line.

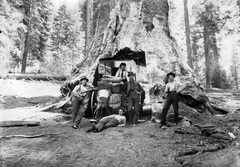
left=0, top=121, right=41, bottom=127
left=0, top=132, right=61, bottom=139
left=175, top=144, right=225, bottom=157
left=174, top=128, right=231, bottom=141
left=174, top=129, right=199, bottom=135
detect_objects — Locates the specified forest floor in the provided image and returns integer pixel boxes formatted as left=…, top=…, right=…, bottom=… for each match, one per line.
left=0, top=79, right=240, bottom=167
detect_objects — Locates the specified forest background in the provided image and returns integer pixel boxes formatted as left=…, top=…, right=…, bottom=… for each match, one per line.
left=0, top=0, right=239, bottom=89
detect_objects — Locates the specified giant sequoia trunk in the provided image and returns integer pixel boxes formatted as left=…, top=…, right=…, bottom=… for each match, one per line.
left=75, top=0, right=192, bottom=82
left=63, top=0, right=229, bottom=115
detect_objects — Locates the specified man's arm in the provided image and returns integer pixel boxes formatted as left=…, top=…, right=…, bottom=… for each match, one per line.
left=118, top=117, right=126, bottom=127
left=101, top=115, right=115, bottom=121
left=176, top=82, right=186, bottom=93
left=115, top=69, right=120, bottom=77
left=136, top=82, right=144, bottom=95
left=72, top=85, right=80, bottom=97
left=87, top=83, right=94, bottom=89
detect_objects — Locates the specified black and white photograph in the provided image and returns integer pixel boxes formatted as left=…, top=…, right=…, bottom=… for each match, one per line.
left=0, top=0, right=240, bottom=166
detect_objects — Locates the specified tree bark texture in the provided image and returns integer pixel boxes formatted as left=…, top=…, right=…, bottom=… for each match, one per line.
left=203, top=17, right=210, bottom=89
left=85, top=0, right=93, bottom=57
left=75, top=0, right=193, bottom=83
left=21, top=0, right=32, bottom=74
left=183, top=0, right=193, bottom=69
left=21, top=31, right=30, bottom=73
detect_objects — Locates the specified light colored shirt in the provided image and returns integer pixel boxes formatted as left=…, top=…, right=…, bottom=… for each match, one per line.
left=72, top=83, right=93, bottom=97
left=115, top=69, right=128, bottom=80
left=114, top=115, right=126, bottom=124
left=103, top=114, right=126, bottom=125
left=165, top=81, right=183, bottom=93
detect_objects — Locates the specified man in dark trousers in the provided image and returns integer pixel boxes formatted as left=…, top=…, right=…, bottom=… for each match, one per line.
left=71, top=76, right=94, bottom=129
left=159, top=72, right=185, bottom=129
left=126, top=72, right=144, bottom=126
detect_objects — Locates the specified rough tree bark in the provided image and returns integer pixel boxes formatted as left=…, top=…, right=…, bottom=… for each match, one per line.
left=183, top=0, right=193, bottom=69
left=203, top=17, right=210, bottom=89
left=75, top=0, right=193, bottom=82
left=85, top=0, right=93, bottom=57
left=21, top=0, right=32, bottom=74
left=232, top=44, right=239, bottom=90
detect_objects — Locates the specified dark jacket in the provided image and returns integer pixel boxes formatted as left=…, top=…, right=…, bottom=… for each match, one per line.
left=126, top=80, right=144, bottom=96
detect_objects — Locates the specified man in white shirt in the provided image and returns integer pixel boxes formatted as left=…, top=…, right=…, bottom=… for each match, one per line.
left=87, top=107, right=126, bottom=132
left=115, top=63, right=128, bottom=81
left=72, top=76, right=94, bottom=129
left=159, top=72, right=185, bottom=128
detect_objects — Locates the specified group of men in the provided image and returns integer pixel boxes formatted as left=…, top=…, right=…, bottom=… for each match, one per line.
left=71, top=62, right=185, bottom=132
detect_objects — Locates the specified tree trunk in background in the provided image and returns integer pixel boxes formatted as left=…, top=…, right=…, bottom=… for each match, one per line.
left=210, top=31, right=219, bottom=72
left=203, top=18, right=210, bottom=89
left=74, top=0, right=193, bottom=83
left=232, top=44, right=239, bottom=90
left=85, top=0, right=93, bottom=57
left=191, top=34, right=197, bottom=67
left=21, top=0, right=32, bottom=74
left=234, top=66, right=239, bottom=90
left=21, top=32, right=30, bottom=73
left=183, top=0, right=193, bottom=69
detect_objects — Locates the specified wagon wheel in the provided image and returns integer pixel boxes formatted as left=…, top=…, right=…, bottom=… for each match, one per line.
left=90, top=91, right=97, bottom=118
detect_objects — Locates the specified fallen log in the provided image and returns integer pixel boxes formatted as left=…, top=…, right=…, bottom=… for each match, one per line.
left=150, top=81, right=232, bottom=115
left=0, top=132, right=61, bottom=139
left=0, top=121, right=41, bottom=127
left=0, top=73, right=67, bottom=81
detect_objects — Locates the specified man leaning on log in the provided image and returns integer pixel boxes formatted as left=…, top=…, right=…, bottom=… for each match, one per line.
left=71, top=76, right=94, bottom=129
left=159, top=72, right=186, bottom=129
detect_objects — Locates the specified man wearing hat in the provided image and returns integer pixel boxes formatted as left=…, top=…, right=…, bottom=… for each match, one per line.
left=72, top=76, right=94, bottom=129
left=160, top=72, right=185, bottom=128
left=126, top=72, right=144, bottom=126
left=115, top=62, right=128, bottom=81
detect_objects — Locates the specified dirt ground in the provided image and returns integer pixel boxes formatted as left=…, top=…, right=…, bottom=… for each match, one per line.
left=1, top=79, right=240, bottom=167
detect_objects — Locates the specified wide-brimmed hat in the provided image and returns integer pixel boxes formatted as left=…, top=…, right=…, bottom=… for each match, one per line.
left=166, top=72, right=176, bottom=78
left=119, top=63, right=126, bottom=67
left=128, top=72, right=135, bottom=76
left=80, top=76, right=89, bottom=82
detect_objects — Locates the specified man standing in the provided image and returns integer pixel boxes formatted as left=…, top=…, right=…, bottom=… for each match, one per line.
left=87, top=107, right=126, bottom=133
left=159, top=72, right=185, bottom=128
left=126, top=72, right=144, bottom=126
left=72, top=76, right=93, bottom=129
left=115, top=63, right=128, bottom=81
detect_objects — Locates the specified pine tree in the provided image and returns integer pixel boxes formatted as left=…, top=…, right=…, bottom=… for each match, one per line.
left=193, top=2, right=223, bottom=88
left=211, top=64, right=231, bottom=89
left=7, top=0, right=52, bottom=73
left=50, top=4, right=77, bottom=73
left=230, top=43, right=240, bottom=90
left=51, top=5, right=74, bottom=50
